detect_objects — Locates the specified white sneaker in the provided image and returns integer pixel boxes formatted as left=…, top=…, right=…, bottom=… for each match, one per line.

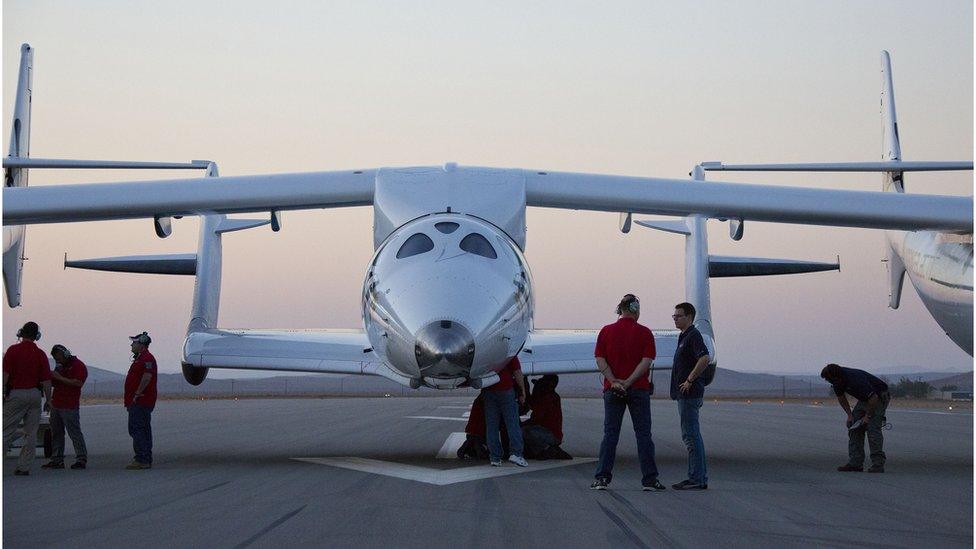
left=490, top=460, right=502, bottom=467
left=508, top=455, right=528, bottom=467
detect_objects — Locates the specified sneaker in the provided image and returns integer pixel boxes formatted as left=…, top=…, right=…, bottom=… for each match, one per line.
left=125, top=461, right=151, bottom=470
left=508, top=455, right=528, bottom=467
left=41, top=461, right=65, bottom=469
left=590, top=478, right=610, bottom=490
left=837, top=464, right=863, bottom=472
left=642, top=479, right=667, bottom=491
left=13, top=469, right=29, bottom=476
left=673, top=480, right=707, bottom=490
left=671, top=479, right=693, bottom=489
left=490, top=460, right=502, bottom=467
left=867, top=465, right=884, bottom=473
left=70, top=461, right=87, bottom=470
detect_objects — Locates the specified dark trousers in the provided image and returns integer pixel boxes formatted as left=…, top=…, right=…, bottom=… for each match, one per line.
left=484, top=389, right=524, bottom=461
left=595, top=389, right=659, bottom=486
left=51, top=407, right=88, bottom=462
left=127, top=404, right=153, bottom=464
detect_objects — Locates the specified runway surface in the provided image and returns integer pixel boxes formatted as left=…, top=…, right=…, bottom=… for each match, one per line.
left=3, top=397, right=972, bottom=548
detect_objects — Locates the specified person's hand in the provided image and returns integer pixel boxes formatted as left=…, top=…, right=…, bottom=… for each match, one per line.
left=610, top=381, right=626, bottom=394
left=43, top=401, right=50, bottom=413
left=845, top=414, right=854, bottom=428
left=679, top=380, right=693, bottom=394
left=133, top=393, right=141, bottom=402
left=517, top=394, right=526, bottom=406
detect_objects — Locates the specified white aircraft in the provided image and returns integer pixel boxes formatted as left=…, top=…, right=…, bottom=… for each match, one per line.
left=3, top=45, right=972, bottom=389
left=703, top=51, right=974, bottom=356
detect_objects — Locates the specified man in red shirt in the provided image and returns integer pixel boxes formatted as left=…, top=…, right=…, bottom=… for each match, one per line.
left=2, top=322, right=53, bottom=475
left=522, top=375, right=571, bottom=459
left=42, top=344, right=89, bottom=470
left=591, top=294, right=665, bottom=491
left=125, top=332, right=157, bottom=470
left=484, top=356, right=529, bottom=467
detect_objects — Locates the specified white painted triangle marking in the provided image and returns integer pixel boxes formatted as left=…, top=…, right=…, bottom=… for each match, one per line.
left=436, top=432, right=468, bottom=459
left=405, top=416, right=468, bottom=422
left=462, top=411, right=470, bottom=418
left=292, top=456, right=597, bottom=486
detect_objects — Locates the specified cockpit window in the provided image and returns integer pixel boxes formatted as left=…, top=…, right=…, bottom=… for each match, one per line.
left=396, top=233, right=435, bottom=259
left=459, top=233, right=497, bottom=259
left=435, top=222, right=459, bottom=234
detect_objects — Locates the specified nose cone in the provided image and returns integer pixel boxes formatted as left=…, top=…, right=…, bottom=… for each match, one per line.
left=415, top=320, right=475, bottom=378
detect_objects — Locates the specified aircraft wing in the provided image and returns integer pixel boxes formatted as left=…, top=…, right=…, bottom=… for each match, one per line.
left=181, top=329, right=415, bottom=384
left=2, top=170, right=377, bottom=225
left=519, top=329, right=678, bottom=375
left=523, top=170, right=972, bottom=232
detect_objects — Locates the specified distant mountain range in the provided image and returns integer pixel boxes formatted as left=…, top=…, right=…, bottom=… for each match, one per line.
left=77, top=366, right=972, bottom=399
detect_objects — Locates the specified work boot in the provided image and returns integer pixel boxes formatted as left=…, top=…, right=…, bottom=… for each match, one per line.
left=125, top=461, right=151, bottom=470
left=867, top=465, right=884, bottom=473
left=70, top=460, right=87, bottom=470
left=41, top=460, right=65, bottom=469
left=837, top=464, right=863, bottom=472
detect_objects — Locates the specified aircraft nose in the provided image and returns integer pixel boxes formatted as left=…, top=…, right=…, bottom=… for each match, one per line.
left=414, top=320, right=475, bottom=378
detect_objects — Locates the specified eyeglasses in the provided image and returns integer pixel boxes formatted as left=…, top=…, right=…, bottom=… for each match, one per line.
left=671, top=314, right=686, bottom=319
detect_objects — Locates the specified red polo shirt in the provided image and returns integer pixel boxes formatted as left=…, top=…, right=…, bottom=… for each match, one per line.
left=124, top=349, right=158, bottom=408
left=3, top=340, right=52, bottom=390
left=487, top=357, right=521, bottom=392
left=526, top=392, right=563, bottom=444
left=594, top=317, right=656, bottom=391
left=52, top=356, right=88, bottom=409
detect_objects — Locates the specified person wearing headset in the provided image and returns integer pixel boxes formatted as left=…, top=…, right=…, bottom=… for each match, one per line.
left=2, top=322, right=53, bottom=476
left=124, top=332, right=157, bottom=470
left=591, top=294, right=665, bottom=492
left=42, top=344, right=89, bottom=470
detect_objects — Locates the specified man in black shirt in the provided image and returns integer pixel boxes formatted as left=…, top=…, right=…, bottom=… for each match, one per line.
left=821, top=363, right=890, bottom=473
left=670, top=302, right=712, bottom=490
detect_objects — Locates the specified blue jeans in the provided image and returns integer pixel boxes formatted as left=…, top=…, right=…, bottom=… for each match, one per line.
left=678, top=397, right=707, bottom=484
left=484, top=389, right=524, bottom=461
left=595, top=389, right=658, bottom=486
left=127, top=404, right=153, bottom=464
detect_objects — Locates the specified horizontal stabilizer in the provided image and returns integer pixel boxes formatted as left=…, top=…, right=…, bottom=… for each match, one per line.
left=633, top=219, right=690, bottom=235
left=708, top=255, right=839, bottom=278
left=700, top=161, right=972, bottom=172
left=2, top=158, right=211, bottom=170
left=64, top=253, right=196, bottom=275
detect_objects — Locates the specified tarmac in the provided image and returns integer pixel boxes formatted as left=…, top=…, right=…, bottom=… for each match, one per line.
left=3, top=396, right=972, bottom=548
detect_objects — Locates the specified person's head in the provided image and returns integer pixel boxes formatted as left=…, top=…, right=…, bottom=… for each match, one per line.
left=50, top=344, right=72, bottom=366
left=16, top=321, right=40, bottom=342
left=533, top=374, right=559, bottom=394
left=616, top=294, right=641, bottom=319
left=129, top=331, right=151, bottom=354
left=673, top=302, right=696, bottom=331
left=820, top=363, right=844, bottom=385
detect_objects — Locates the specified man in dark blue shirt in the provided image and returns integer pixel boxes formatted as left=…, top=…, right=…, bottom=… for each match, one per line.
left=670, top=302, right=712, bottom=490
left=821, top=363, right=890, bottom=473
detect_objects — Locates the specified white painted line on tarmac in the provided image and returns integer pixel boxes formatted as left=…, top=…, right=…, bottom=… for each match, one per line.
left=462, top=411, right=470, bottom=418
left=437, top=406, right=472, bottom=409
left=436, top=432, right=468, bottom=459
left=293, top=456, right=597, bottom=486
left=405, top=416, right=468, bottom=422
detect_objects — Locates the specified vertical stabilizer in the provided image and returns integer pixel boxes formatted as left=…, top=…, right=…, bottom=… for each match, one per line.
left=881, top=50, right=904, bottom=193
left=3, top=44, right=34, bottom=307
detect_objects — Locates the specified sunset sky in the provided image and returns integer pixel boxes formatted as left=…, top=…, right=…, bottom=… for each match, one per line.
left=3, top=1, right=972, bottom=378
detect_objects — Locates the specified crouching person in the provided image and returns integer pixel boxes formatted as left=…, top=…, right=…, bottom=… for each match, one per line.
left=522, top=375, right=572, bottom=460
left=43, top=345, right=88, bottom=470
left=458, top=391, right=490, bottom=460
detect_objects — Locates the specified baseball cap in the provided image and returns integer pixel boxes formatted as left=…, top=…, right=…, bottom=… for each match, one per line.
left=129, top=332, right=152, bottom=345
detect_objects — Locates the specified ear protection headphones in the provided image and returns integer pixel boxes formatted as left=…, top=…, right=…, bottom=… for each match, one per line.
left=16, top=323, right=41, bottom=341
left=616, top=294, right=640, bottom=315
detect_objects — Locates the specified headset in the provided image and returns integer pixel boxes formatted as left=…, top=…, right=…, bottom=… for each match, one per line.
left=16, top=322, right=41, bottom=342
left=615, top=294, right=640, bottom=315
